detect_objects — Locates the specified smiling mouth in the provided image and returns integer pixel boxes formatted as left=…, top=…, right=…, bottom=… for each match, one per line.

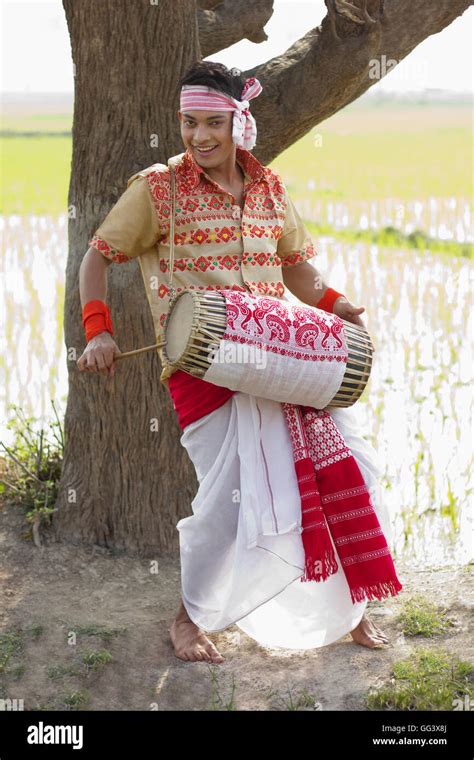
left=194, top=145, right=218, bottom=155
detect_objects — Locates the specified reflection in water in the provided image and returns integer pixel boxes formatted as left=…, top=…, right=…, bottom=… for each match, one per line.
left=1, top=210, right=472, bottom=568
left=1, top=213, right=68, bottom=442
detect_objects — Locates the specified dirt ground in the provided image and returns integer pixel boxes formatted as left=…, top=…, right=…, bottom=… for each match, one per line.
left=0, top=502, right=472, bottom=712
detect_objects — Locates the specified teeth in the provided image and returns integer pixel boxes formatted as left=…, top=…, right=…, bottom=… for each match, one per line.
left=196, top=146, right=216, bottom=152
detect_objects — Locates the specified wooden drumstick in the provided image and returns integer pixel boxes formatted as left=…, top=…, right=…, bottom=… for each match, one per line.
left=113, top=338, right=166, bottom=360
left=102, top=338, right=167, bottom=393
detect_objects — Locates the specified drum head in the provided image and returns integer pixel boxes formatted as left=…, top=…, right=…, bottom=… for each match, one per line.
left=165, top=292, right=195, bottom=363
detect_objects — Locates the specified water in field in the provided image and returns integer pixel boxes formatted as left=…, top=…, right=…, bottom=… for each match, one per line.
left=1, top=102, right=472, bottom=568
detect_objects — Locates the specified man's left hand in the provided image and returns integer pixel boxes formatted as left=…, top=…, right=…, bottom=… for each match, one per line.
left=332, top=296, right=366, bottom=327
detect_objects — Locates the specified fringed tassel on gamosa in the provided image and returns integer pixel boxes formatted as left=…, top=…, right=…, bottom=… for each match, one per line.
left=300, top=539, right=339, bottom=582
left=349, top=578, right=404, bottom=604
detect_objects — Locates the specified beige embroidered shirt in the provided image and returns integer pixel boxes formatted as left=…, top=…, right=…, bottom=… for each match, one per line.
left=89, top=146, right=317, bottom=383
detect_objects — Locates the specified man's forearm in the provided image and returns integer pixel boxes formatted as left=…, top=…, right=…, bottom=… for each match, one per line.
left=282, top=261, right=330, bottom=307
left=79, top=246, right=111, bottom=308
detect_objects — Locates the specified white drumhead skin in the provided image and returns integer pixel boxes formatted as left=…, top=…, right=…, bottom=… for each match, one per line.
left=166, top=292, right=195, bottom=362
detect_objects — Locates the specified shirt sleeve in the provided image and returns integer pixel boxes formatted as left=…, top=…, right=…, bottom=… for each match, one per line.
left=88, top=173, right=161, bottom=263
left=277, top=186, right=317, bottom=268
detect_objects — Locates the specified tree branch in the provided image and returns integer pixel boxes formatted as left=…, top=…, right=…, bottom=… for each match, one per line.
left=197, top=0, right=222, bottom=9
left=198, top=0, right=274, bottom=57
left=241, top=0, right=473, bottom=166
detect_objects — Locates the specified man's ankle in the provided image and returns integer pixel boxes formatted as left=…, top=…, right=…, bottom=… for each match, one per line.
left=175, top=602, right=191, bottom=622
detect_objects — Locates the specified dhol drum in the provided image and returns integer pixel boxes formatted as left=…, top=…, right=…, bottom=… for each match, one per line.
left=162, top=288, right=374, bottom=409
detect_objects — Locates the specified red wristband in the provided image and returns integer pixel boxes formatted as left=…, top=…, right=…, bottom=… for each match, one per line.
left=82, top=300, right=114, bottom=342
left=315, top=287, right=345, bottom=314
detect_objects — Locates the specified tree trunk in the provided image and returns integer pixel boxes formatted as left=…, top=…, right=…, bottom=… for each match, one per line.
left=56, top=0, right=201, bottom=555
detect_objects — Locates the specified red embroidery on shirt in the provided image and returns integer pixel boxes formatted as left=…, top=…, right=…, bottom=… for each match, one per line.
left=160, top=254, right=241, bottom=273
left=280, top=245, right=316, bottom=267
left=158, top=283, right=248, bottom=300
left=88, top=235, right=132, bottom=263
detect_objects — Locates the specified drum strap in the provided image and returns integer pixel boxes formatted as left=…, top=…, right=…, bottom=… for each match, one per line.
left=168, top=165, right=177, bottom=298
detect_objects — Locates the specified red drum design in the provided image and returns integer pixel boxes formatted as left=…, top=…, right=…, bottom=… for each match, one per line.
left=162, top=289, right=373, bottom=408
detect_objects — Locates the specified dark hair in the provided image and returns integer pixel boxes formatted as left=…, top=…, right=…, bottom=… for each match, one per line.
left=179, top=60, right=246, bottom=101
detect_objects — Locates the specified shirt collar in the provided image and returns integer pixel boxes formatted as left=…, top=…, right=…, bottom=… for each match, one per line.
left=172, top=145, right=265, bottom=190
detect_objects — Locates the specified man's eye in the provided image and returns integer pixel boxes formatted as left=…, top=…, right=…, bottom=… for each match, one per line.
left=185, top=121, right=221, bottom=126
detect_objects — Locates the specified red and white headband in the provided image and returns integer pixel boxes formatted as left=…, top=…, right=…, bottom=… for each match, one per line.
left=180, top=76, right=262, bottom=150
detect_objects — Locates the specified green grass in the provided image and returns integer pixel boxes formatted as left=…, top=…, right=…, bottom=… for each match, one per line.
left=0, top=401, right=64, bottom=538
left=0, top=630, right=24, bottom=675
left=81, top=649, right=113, bottom=672
left=61, top=690, right=90, bottom=710
left=265, top=684, right=322, bottom=711
left=1, top=135, right=71, bottom=214
left=208, top=667, right=237, bottom=711
left=366, top=647, right=473, bottom=711
left=306, top=221, right=472, bottom=259
left=397, top=594, right=456, bottom=637
left=72, top=624, right=127, bottom=642
left=27, top=623, right=44, bottom=639
left=270, top=105, right=473, bottom=201
left=47, top=664, right=83, bottom=680
left=0, top=623, right=44, bottom=676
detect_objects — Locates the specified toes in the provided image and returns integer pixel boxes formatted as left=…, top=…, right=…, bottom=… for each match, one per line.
left=367, top=619, right=388, bottom=638
left=351, top=628, right=389, bottom=649
left=370, top=633, right=388, bottom=644
left=206, top=643, right=224, bottom=662
left=196, top=643, right=221, bottom=663
left=183, top=648, right=205, bottom=662
left=371, top=634, right=390, bottom=647
left=364, top=632, right=387, bottom=648
left=173, top=635, right=224, bottom=663
left=371, top=624, right=390, bottom=642
left=175, top=646, right=207, bottom=662
left=366, top=636, right=383, bottom=648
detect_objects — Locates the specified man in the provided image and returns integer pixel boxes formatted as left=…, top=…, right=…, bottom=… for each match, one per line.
left=78, top=61, right=400, bottom=665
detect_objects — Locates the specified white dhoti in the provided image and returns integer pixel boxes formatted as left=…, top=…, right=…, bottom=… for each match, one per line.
left=176, top=393, right=394, bottom=650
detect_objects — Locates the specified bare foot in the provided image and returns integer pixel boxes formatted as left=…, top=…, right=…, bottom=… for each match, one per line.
left=169, top=601, right=225, bottom=664
left=350, top=613, right=391, bottom=649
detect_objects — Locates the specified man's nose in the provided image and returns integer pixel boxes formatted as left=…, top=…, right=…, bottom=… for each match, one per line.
left=194, top=127, right=210, bottom=142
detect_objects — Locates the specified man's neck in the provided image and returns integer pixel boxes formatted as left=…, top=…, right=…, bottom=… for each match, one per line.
left=201, top=151, right=244, bottom=187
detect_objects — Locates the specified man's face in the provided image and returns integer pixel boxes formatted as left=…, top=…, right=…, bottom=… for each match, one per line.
left=178, top=109, right=235, bottom=168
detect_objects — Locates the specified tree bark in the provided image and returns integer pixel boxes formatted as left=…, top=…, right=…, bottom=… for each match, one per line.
left=56, top=0, right=471, bottom=555
left=56, top=0, right=201, bottom=556
left=198, top=0, right=274, bottom=56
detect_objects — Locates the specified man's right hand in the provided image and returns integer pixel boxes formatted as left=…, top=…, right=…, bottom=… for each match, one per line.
left=77, top=332, right=121, bottom=377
